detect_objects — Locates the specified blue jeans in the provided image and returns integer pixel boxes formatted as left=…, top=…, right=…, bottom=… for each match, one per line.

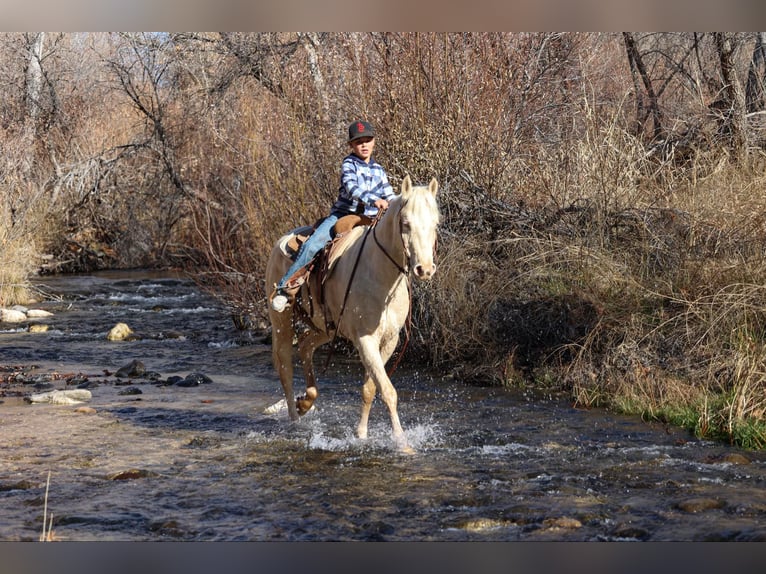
left=277, top=214, right=339, bottom=290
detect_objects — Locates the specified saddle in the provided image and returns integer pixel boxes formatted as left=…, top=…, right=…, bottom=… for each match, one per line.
left=278, top=214, right=371, bottom=301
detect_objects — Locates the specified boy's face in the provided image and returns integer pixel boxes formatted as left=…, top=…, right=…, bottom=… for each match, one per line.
left=350, top=137, right=375, bottom=162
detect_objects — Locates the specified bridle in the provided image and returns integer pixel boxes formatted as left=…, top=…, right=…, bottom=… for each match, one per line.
left=372, top=209, right=410, bottom=276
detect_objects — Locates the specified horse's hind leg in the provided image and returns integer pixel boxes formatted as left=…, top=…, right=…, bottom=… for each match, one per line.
left=270, top=310, right=299, bottom=421
left=357, top=377, right=376, bottom=440
left=296, top=329, right=330, bottom=415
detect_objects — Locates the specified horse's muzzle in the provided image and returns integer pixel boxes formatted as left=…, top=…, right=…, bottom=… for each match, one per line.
left=413, top=263, right=436, bottom=280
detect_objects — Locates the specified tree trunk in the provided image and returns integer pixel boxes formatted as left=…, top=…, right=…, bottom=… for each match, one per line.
left=299, top=32, right=330, bottom=125
left=746, top=32, right=766, bottom=112
left=22, top=32, right=44, bottom=180
left=715, top=32, right=748, bottom=163
left=623, top=33, right=663, bottom=140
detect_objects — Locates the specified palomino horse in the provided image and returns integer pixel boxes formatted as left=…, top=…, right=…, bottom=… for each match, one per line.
left=265, top=175, right=440, bottom=451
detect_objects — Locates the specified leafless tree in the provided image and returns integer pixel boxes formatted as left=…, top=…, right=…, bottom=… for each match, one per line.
left=715, top=32, right=748, bottom=163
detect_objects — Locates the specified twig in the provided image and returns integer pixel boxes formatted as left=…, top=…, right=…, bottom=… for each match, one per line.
left=40, top=471, right=51, bottom=542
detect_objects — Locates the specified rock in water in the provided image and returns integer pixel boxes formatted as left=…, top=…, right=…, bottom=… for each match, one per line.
left=107, top=322, right=133, bottom=341
left=115, top=360, right=146, bottom=378
left=27, top=389, right=93, bottom=405
left=26, top=309, right=54, bottom=318
left=1, top=309, right=27, bottom=323
left=184, top=373, right=213, bottom=385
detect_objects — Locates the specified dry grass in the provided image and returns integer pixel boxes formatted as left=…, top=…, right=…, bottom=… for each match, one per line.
left=3, top=33, right=766, bottom=448
left=39, top=471, right=60, bottom=542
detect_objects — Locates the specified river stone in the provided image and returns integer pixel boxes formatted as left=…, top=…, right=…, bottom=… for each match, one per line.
left=184, top=373, right=213, bottom=385
left=676, top=497, right=726, bottom=513
left=107, top=322, right=133, bottom=341
left=723, top=453, right=751, bottom=465
left=118, top=386, right=143, bottom=396
left=28, top=324, right=49, bottom=333
left=175, top=373, right=213, bottom=387
left=0, top=480, right=37, bottom=492
left=115, top=359, right=145, bottom=378
left=459, top=518, right=512, bottom=532
left=1, top=309, right=27, bottom=323
left=543, top=516, right=582, bottom=529
left=27, top=309, right=54, bottom=318
left=611, top=524, right=650, bottom=540
left=27, top=389, right=93, bottom=405
left=108, top=469, right=157, bottom=481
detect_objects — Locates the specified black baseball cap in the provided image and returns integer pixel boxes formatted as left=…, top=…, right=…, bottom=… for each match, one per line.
left=348, top=120, right=375, bottom=142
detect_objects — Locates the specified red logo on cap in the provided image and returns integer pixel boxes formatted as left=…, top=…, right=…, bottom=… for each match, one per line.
left=357, top=122, right=365, bottom=132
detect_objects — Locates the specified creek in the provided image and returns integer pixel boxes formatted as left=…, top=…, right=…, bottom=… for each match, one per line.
left=1, top=270, right=765, bottom=541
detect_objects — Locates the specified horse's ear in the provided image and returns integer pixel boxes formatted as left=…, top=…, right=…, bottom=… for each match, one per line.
left=401, top=175, right=412, bottom=197
left=428, top=178, right=439, bottom=197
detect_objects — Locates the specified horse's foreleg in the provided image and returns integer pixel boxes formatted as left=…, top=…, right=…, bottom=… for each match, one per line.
left=356, top=335, right=411, bottom=451
left=297, top=329, right=329, bottom=415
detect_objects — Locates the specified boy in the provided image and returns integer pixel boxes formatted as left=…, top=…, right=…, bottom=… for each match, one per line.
left=270, top=120, right=395, bottom=312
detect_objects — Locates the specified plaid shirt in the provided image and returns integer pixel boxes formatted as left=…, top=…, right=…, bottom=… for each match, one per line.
left=331, top=153, right=395, bottom=217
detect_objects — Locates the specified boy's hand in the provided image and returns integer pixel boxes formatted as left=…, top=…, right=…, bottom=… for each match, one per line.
left=373, top=198, right=389, bottom=210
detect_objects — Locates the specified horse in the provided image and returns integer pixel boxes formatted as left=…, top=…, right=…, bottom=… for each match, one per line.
left=265, top=175, right=440, bottom=452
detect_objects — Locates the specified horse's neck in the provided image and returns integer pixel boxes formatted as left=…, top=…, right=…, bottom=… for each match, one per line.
left=368, top=202, right=406, bottom=282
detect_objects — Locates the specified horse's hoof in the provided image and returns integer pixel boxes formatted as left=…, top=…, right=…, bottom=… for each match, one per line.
left=296, top=395, right=315, bottom=415
left=398, top=444, right=416, bottom=455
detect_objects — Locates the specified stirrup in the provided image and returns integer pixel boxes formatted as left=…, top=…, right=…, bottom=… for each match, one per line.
left=271, top=293, right=289, bottom=312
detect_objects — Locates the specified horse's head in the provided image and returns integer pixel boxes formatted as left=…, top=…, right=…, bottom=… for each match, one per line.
left=398, top=175, right=441, bottom=281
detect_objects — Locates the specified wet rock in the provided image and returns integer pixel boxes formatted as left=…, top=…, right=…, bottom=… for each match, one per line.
left=77, top=380, right=99, bottom=389
left=115, top=360, right=145, bottom=378
left=160, top=330, right=185, bottom=340
left=26, top=309, right=54, bottom=318
left=543, top=516, right=582, bottom=530
left=458, top=518, right=512, bottom=532
left=723, top=453, right=751, bottom=465
left=706, top=453, right=751, bottom=465
left=108, top=469, right=157, bottom=481
left=148, top=518, right=188, bottom=538
left=118, top=386, right=143, bottom=396
left=107, top=322, right=133, bottom=341
left=162, top=375, right=184, bottom=386
left=176, top=373, right=213, bottom=387
left=611, top=524, right=650, bottom=540
left=28, top=324, right=49, bottom=333
left=186, top=435, right=224, bottom=448
left=676, top=498, right=725, bottom=513
left=1, top=309, right=27, bottom=323
left=186, top=373, right=213, bottom=385
left=361, top=520, right=395, bottom=539
left=66, top=375, right=90, bottom=386
left=0, top=480, right=37, bottom=492
left=75, top=406, right=97, bottom=414
left=33, top=382, right=55, bottom=391
left=26, top=389, right=93, bottom=405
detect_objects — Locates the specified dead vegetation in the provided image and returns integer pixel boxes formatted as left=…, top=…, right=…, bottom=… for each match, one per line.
left=3, top=33, right=766, bottom=447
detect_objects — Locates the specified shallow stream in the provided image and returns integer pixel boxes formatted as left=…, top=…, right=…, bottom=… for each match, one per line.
left=1, top=270, right=766, bottom=541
